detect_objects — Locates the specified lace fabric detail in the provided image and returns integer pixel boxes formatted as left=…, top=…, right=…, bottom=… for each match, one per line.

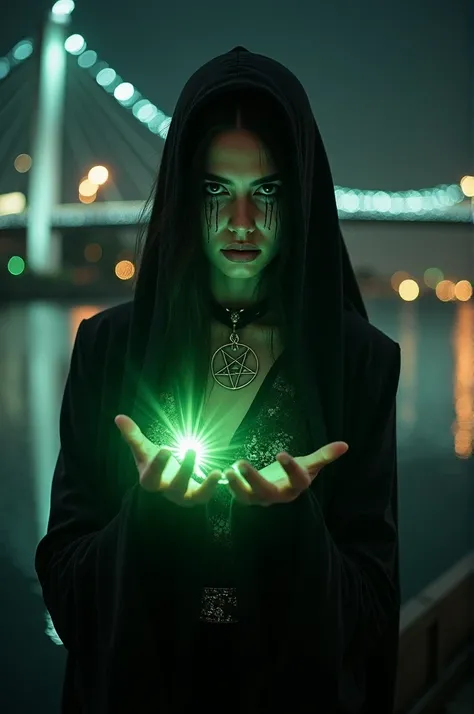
left=200, top=587, right=238, bottom=623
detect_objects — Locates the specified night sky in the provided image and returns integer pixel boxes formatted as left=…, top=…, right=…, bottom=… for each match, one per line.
left=1, top=0, right=472, bottom=197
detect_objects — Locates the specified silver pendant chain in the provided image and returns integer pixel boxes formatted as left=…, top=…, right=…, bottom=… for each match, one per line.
left=210, top=308, right=259, bottom=390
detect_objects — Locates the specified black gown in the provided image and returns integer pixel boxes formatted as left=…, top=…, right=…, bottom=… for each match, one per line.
left=35, top=299, right=401, bottom=713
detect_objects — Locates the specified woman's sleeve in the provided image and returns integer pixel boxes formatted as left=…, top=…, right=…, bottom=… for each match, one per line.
left=233, top=341, right=401, bottom=676
left=34, top=318, right=206, bottom=656
left=298, top=343, right=402, bottom=658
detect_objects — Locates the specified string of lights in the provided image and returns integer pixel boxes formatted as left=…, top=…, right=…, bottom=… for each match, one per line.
left=73, top=67, right=159, bottom=197
left=0, top=27, right=469, bottom=220
left=0, top=0, right=472, bottom=301
left=0, top=38, right=34, bottom=82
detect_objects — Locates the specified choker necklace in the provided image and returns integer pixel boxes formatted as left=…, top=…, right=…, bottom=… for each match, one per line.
left=210, top=298, right=269, bottom=390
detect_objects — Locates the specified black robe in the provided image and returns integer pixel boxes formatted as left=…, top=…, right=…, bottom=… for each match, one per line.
left=35, top=300, right=401, bottom=713
left=35, top=46, right=402, bottom=713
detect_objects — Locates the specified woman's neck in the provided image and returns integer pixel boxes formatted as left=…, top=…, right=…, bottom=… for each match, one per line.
left=210, top=271, right=263, bottom=310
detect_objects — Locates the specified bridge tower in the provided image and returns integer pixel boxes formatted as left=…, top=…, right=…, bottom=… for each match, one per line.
left=26, top=0, right=74, bottom=275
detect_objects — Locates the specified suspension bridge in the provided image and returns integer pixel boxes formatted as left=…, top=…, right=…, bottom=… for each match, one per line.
left=0, top=0, right=471, bottom=276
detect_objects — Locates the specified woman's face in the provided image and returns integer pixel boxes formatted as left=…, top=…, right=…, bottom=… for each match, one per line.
left=201, top=128, right=281, bottom=287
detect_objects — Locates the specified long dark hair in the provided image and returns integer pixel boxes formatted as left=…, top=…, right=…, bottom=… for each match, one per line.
left=132, top=88, right=305, bottom=419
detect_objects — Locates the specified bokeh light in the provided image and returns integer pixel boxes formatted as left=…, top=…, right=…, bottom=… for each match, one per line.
left=79, top=179, right=98, bottom=198
left=435, top=280, right=456, bottom=302
left=460, top=176, right=474, bottom=198
left=52, top=0, right=75, bottom=16
left=398, top=279, right=420, bottom=302
left=0, top=192, right=26, bottom=215
left=135, top=102, right=158, bottom=123
left=115, top=260, right=135, bottom=280
left=114, top=82, right=135, bottom=101
left=77, top=50, right=97, bottom=68
left=96, top=68, right=116, bottom=87
left=424, top=267, right=444, bottom=289
left=12, top=40, right=33, bottom=62
left=7, top=256, right=25, bottom=276
left=454, top=280, right=473, bottom=302
left=65, top=34, right=86, bottom=55
left=79, top=193, right=97, bottom=204
left=390, top=271, right=411, bottom=291
left=0, top=58, right=10, bottom=79
left=14, top=154, right=32, bottom=173
left=84, top=243, right=103, bottom=263
left=88, top=166, right=109, bottom=185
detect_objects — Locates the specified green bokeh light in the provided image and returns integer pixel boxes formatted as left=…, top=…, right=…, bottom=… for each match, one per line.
left=52, top=0, right=75, bottom=16
left=77, top=50, right=97, bottom=69
left=7, top=256, right=25, bottom=276
left=424, top=267, right=444, bottom=288
left=0, top=58, right=10, bottom=79
left=96, top=67, right=116, bottom=87
left=13, top=40, right=33, bottom=62
left=65, top=34, right=86, bottom=55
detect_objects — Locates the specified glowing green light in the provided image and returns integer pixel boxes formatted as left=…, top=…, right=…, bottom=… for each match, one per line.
left=424, top=267, right=444, bottom=289
left=136, top=102, right=158, bottom=123
left=65, top=34, right=86, bottom=55
left=177, top=435, right=205, bottom=468
left=77, top=50, right=97, bottom=68
left=52, top=0, right=75, bottom=16
left=12, top=40, right=33, bottom=62
left=0, top=58, right=10, bottom=79
left=166, top=432, right=229, bottom=485
left=7, top=256, right=25, bottom=275
left=152, top=390, right=232, bottom=485
left=96, top=67, right=116, bottom=87
left=132, top=99, right=150, bottom=118
left=114, top=82, right=135, bottom=102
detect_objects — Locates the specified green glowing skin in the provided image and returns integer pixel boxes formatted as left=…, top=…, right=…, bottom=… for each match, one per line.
left=158, top=128, right=283, bottom=485
left=202, top=127, right=282, bottom=308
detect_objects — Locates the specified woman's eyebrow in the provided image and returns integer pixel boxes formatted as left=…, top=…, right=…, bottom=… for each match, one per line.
left=204, top=172, right=281, bottom=186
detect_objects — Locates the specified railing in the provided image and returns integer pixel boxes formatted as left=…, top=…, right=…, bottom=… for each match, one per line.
left=396, top=552, right=474, bottom=713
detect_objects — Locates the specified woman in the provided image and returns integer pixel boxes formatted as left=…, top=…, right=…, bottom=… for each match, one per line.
left=35, top=46, right=401, bottom=713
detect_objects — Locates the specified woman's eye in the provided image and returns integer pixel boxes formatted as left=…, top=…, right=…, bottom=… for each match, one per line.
left=204, top=182, right=225, bottom=195
left=204, top=182, right=280, bottom=197
left=257, top=184, right=279, bottom=197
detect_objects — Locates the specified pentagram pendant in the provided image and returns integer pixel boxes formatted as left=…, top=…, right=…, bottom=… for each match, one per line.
left=211, top=341, right=259, bottom=390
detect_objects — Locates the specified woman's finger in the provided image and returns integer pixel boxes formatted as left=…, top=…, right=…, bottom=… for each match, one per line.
left=191, top=471, right=222, bottom=503
left=168, top=449, right=196, bottom=494
left=225, top=468, right=253, bottom=504
left=237, top=461, right=279, bottom=500
left=276, top=453, right=311, bottom=491
left=298, top=441, right=349, bottom=473
left=225, top=467, right=272, bottom=506
left=115, top=414, right=156, bottom=467
left=140, top=448, right=172, bottom=492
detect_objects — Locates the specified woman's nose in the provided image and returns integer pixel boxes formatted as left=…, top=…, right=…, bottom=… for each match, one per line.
left=228, top=196, right=255, bottom=232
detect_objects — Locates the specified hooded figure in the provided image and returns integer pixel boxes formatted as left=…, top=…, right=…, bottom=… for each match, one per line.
left=35, top=47, right=402, bottom=713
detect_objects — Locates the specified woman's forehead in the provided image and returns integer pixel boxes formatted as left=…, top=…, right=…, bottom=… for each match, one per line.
left=206, top=129, right=276, bottom=174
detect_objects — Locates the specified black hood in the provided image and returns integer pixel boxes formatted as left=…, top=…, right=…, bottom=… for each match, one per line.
left=125, top=45, right=368, bottom=449
left=161, top=45, right=366, bottom=309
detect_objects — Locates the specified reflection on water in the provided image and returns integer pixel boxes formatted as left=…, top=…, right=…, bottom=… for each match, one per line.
left=453, top=302, right=474, bottom=459
left=0, top=297, right=472, bottom=603
left=398, top=300, right=418, bottom=430
left=395, top=297, right=474, bottom=459
left=27, top=305, right=70, bottom=549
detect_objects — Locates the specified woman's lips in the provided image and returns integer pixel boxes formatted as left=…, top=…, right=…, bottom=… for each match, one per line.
left=220, top=250, right=261, bottom=263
